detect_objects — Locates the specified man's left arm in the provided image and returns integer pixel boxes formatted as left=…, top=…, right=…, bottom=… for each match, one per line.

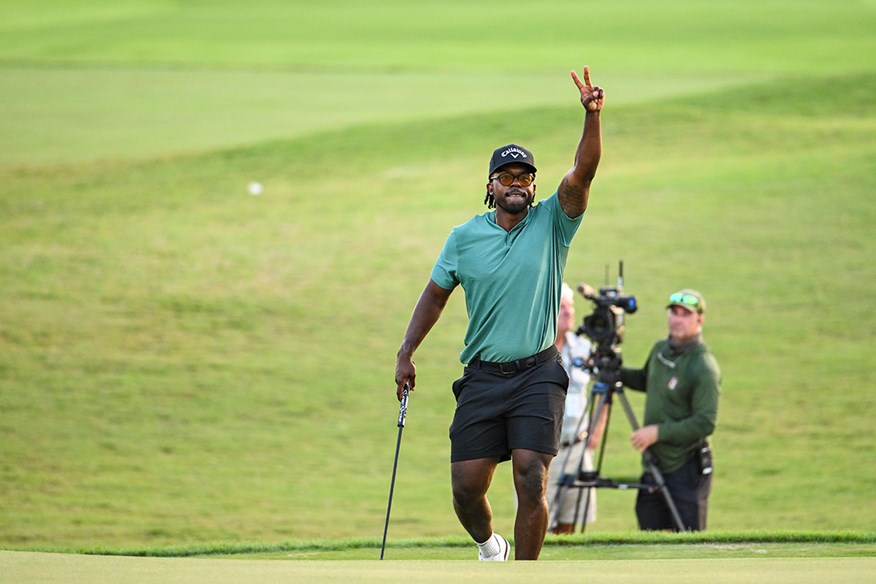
left=557, top=66, right=604, bottom=219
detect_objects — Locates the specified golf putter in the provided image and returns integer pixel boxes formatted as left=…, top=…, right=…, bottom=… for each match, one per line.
left=380, top=383, right=409, bottom=559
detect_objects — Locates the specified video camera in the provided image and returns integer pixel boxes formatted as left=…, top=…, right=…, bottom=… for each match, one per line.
left=574, top=262, right=637, bottom=354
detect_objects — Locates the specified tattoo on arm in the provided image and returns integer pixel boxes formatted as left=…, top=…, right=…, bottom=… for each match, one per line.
left=558, top=180, right=589, bottom=218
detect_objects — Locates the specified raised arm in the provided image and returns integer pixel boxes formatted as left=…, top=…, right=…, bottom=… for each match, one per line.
left=557, top=66, right=605, bottom=218
left=395, top=280, right=454, bottom=399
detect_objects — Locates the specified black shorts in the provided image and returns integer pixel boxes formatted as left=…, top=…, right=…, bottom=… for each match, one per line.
left=448, top=356, right=568, bottom=463
left=635, top=454, right=713, bottom=531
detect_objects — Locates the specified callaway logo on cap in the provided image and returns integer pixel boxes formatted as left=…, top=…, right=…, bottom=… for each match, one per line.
left=502, top=147, right=529, bottom=159
left=489, top=143, right=537, bottom=176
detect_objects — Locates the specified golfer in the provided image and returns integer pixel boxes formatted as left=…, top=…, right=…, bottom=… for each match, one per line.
left=394, top=66, right=605, bottom=560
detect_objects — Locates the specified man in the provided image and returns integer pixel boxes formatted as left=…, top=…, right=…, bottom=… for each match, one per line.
left=394, top=66, right=604, bottom=560
left=546, top=283, right=601, bottom=533
left=621, top=289, right=721, bottom=531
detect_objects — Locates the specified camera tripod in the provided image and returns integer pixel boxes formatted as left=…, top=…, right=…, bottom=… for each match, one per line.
left=548, top=348, right=686, bottom=533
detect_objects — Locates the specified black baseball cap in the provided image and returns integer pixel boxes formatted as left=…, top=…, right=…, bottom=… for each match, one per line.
left=488, top=144, right=537, bottom=177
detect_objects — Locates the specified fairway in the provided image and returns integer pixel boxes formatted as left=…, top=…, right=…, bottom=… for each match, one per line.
left=0, top=67, right=754, bottom=166
left=1, top=0, right=875, bottom=570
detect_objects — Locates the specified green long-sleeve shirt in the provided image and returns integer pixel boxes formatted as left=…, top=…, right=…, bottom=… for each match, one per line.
left=621, top=338, right=721, bottom=473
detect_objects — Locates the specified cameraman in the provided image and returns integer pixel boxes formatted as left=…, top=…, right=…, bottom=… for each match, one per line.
left=621, top=289, right=721, bottom=531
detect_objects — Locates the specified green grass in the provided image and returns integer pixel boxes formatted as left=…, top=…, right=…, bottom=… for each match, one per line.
left=1, top=1, right=872, bottom=74
left=3, top=0, right=874, bottom=166
left=2, top=536, right=876, bottom=584
left=3, top=551, right=873, bottom=584
left=26, top=531, right=874, bottom=559
left=1, top=0, right=875, bottom=556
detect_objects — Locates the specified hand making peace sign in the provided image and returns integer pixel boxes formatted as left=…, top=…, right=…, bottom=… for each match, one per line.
left=571, top=66, right=605, bottom=112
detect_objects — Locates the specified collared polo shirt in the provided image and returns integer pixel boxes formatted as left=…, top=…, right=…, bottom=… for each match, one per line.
left=431, top=193, right=583, bottom=363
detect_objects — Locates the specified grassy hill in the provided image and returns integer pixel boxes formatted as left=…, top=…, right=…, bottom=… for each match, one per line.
left=0, top=1, right=874, bottom=550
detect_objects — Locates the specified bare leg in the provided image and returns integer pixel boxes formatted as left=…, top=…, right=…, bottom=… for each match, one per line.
left=451, top=457, right=499, bottom=544
left=512, top=449, right=553, bottom=560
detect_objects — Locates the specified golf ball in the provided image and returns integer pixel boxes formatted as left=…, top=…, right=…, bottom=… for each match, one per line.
left=247, top=181, right=263, bottom=196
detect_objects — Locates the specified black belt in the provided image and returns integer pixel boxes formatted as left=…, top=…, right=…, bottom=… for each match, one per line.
left=467, top=346, right=559, bottom=375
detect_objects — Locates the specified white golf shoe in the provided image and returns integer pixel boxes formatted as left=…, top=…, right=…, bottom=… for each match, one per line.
left=477, top=533, right=510, bottom=561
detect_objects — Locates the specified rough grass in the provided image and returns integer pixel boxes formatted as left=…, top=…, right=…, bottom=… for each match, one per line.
left=2, top=73, right=873, bottom=548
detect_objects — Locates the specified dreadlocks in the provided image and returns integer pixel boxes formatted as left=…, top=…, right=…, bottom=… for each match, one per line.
left=484, top=189, right=496, bottom=209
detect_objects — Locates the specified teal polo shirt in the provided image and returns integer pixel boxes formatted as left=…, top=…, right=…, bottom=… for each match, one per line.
left=431, top=193, right=583, bottom=364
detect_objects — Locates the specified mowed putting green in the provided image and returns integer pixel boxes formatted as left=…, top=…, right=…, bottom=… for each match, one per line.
left=2, top=550, right=874, bottom=584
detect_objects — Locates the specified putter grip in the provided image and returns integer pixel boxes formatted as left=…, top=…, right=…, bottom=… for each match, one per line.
left=397, top=385, right=409, bottom=428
